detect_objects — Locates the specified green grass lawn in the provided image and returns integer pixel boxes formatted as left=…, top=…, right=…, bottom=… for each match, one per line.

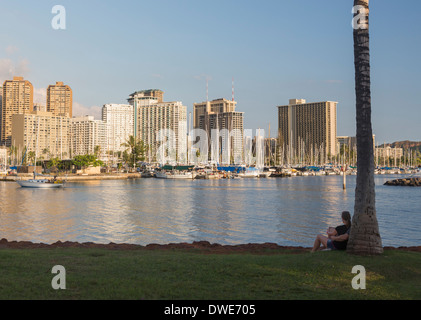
left=0, top=247, right=419, bottom=300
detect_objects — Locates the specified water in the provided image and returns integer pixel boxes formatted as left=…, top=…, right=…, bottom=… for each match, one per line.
left=0, top=175, right=419, bottom=247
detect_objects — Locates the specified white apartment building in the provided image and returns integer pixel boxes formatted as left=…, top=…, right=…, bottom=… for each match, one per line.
left=136, top=101, right=187, bottom=164
left=70, top=116, right=108, bottom=160
left=102, top=104, right=134, bottom=153
left=128, top=90, right=187, bottom=164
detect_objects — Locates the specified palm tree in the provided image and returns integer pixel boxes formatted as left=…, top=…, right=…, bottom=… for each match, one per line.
left=121, top=136, right=146, bottom=170
left=27, top=151, right=36, bottom=165
left=94, top=145, right=101, bottom=159
left=347, top=0, right=383, bottom=255
left=42, top=148, right=50, bottom=160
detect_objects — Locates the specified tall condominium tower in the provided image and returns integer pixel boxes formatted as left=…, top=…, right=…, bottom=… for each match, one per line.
left=47, top=81, right=73, bottom=118
left=102, top=103, right=134, bottom=153
left=1, top=77, right=34, bottom=147
left=193, top=98, right=244, bottom=164
left=128, top=89, right=164, bottom=105
left=277, top=99, right=337, bottom=164
left=128, top=90, right=187, bottom=164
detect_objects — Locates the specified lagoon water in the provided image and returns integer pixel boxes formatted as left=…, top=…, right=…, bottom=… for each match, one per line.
left=0, top=175, right=420, bottom=247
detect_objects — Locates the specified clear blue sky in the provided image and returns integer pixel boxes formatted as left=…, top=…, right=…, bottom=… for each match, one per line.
left=1, top=0, right=420, bottom=143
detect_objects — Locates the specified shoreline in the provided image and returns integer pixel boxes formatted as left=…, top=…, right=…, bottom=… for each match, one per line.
left=0, top=239, right=420, bottom=253
left=2, top=171, right=419, bottom=182
left=0, top=173, right=141, bottom=182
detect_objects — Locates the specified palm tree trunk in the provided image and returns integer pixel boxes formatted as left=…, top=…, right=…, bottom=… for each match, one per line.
left=347, top=0, right=383, bottom=255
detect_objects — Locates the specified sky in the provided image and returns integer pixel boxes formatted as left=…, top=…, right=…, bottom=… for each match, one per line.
left=1, top=0, right=420, bottom=144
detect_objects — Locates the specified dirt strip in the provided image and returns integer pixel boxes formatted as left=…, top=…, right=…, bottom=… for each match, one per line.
left=0, top=238, right=419, bottom=254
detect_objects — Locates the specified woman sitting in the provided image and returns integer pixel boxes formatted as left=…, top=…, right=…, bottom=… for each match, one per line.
left=311, top=211, right=352, bottom=252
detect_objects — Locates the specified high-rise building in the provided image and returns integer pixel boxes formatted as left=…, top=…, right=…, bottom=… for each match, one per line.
left=11, top=111, right=71, bottom=160
left=1, top=77, right=34, bottom=147
left=47, top=81, right=73, bottom=118
left=277, top=99, right=337, bottom=164
left=33, top=103, right=47, bottom=112
left=193, top=98, right=244, bottom=164
left=128, top=90, right=187, bottom=164
left=128, top=89, right=164, bottom=105
left=102, top=104, right=134, bottom=153
left=136, top=102, right=187, bottom=164
left=70, top=116, right=108, bottom=160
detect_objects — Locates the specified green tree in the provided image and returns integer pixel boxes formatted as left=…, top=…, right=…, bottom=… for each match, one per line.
left=73, top=154, right=104, bottom=170
left=121, top=136, right=146, bottom=169
left=27, top=151, right=36, bottom=165
left=94, top=145, right=101, bottom=159
left=347, top=0, right=383, bottom=255
left=47, top=157, right=62, bottom=173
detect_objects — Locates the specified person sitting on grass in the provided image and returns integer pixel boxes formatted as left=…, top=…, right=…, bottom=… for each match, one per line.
left=311, top=211, right=352, bottom=253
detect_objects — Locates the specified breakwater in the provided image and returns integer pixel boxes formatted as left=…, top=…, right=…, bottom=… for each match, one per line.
left=384, top=177, right=421, bottom=187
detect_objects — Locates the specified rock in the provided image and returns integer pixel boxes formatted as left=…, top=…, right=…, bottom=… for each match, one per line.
left=384, top=177, right=421, bottom=187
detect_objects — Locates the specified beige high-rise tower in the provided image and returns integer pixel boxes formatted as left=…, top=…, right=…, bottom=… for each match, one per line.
left=277, top=99, right=337, bottom=164
left=193, top=98, right=244, bottom=164
left=128, top=89, right=164, bottom=105
left=128, top=90, right=187, bottom=164
left=1, top=77, right=34, bottom=147
left=47, top=81, right=73, bottom=118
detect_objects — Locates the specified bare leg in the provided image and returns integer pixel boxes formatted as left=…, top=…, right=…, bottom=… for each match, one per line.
left=312, top=234, right=329, bottom=252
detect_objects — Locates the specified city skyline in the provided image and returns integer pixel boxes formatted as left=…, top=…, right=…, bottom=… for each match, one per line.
left=1, top=0, right=420, bottom=144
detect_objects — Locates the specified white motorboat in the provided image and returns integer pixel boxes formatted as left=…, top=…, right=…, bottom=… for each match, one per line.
left=155, top=171, right=194, bottom=179
left=16, top=178, right=64, bottom=188
left=171, top=172, right=194, bottom=179
left=237, top=167, right=260, bottom=178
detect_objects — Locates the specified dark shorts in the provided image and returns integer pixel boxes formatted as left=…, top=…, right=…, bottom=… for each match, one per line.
left=327, top=239, right=336, bottom=250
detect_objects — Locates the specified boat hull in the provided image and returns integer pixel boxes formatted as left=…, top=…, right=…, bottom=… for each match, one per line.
left=16, top=179, right=64, bottom=188
left=155, top=172, right=193, bottom=179
left=155, top=172, right=168, bottom=179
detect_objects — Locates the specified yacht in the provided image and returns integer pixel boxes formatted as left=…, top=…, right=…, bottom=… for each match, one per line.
left=16, top=177, right=64, bottom=188
left=155, top=170, right=194, bottom=179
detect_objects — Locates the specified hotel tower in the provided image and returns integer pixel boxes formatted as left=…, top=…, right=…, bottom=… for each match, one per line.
left=128, top=90, right=187, bottom=164
left=277, top=99, right=337, bottom=164
left=1, top=77, right=34, bottom=147
left=46, top=81, right=73, bottom=118
left=193, top=98, right=244, bottom=164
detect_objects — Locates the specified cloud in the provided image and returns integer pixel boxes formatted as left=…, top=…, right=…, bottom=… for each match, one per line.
left=0, top=58, right=30, bottom=84
left=72, top=102, right=102, bottom=120
left=5, top=45, right=19, bottom=55
left=33, top=87, right=47, bottom=105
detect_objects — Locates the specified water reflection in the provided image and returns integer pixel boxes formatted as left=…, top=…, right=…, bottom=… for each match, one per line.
left=0, top=175, right=419, bottom=247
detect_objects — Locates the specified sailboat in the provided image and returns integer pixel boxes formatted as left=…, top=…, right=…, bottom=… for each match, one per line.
left=16, top=174, right=65, bottom=188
